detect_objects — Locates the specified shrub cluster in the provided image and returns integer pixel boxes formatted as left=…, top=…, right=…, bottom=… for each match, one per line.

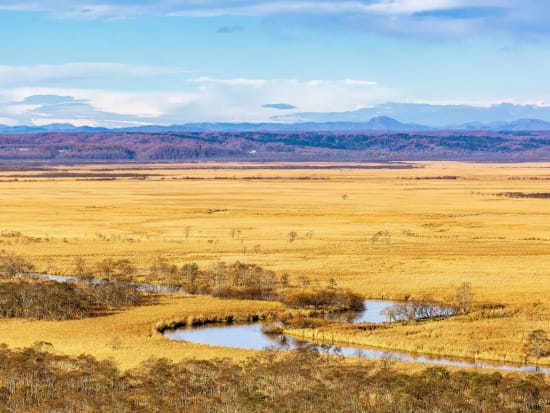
left=0, top=280, right=145, bottom=320
left=0, top=346, right=547, bottom=412
left=0, top=253, right=34, bottom=278
left=3, top=252, right=366, bottom=313
left=179, top=261, right=365, bottom=312
left=179, top=261, right=278, bottom=300
left=283, top=289, right=365, bottom=312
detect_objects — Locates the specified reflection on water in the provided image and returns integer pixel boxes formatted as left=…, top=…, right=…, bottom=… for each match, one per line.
left=330, top=299, right=455, bottom=323
left=351, top=299, right=397, bottom=323
left=164, top=321, right=550, bottom=375
left=326, top=300, right=390, bottom=323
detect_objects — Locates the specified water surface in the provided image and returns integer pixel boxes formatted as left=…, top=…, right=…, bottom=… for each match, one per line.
left=164, top=322, right=550, bottom=374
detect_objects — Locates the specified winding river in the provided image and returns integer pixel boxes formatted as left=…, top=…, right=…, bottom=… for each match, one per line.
left=163, top=301, right=550, bottom=375
left=17, top=273, right=549, bottom=374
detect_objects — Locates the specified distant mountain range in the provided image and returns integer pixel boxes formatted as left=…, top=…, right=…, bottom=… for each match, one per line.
left=272, top=102, right=550, bottom=126
left=2, top=115, right=550, bottom=134
left=450, top=118, right=550, bottom=131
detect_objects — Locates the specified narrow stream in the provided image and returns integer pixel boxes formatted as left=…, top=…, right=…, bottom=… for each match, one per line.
left=164, top=303, right=549, bottom=375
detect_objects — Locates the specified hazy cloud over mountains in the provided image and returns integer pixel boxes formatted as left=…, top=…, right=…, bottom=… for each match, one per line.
left=272, top=102, right=550, bottom=126
left=0, top=75, right=387, bottom=127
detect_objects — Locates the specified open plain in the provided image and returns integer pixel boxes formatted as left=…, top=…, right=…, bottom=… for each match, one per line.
left=0, top=161, right=549, bottom=368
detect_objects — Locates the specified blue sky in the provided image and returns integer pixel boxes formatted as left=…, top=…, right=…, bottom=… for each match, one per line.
left=0, top=0, right=549, bottom=126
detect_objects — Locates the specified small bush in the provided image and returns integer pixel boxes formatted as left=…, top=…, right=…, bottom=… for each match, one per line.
left=283, top=289, right=364, bottom=312
left=0, top=253, right=34, bottom=278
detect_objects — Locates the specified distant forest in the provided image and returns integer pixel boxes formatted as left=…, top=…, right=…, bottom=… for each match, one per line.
left=1, top=130, right=550, bottom=162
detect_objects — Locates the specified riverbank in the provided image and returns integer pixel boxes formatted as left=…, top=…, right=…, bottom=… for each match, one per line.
left=0, top=294, right=283, bottom=369
left=283, top=306, right=550, bottom=367
left=1, top=290, right=546, bottom=374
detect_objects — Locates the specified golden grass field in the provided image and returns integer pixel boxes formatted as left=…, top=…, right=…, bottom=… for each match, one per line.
left=0, top=294, right=283, bottom=370
left=0, top=161, right=549, bottom=368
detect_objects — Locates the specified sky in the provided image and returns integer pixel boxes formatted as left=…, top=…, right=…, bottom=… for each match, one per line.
left=0, top=0, right=550, bottom=126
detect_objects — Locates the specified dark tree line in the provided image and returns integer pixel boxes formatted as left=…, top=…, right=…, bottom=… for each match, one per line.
left=2, top=130, right=550, bottom=162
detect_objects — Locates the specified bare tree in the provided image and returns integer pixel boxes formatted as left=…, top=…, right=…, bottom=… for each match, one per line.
left=371, top=230, right=390, bottom=245
left=0, top=252, right=34, bottom=278
left=279, top=273, right=290, bottom=288
left=288, top=231, right=297, bottom=243
left=230, top=228, right=241, bottom=239
left=455, top=282, right=473, bottom=314
left=96, top=258, right=115, bottom=279
left=73, top=256, right=94, bottom=280
left=523, top=329, right=550, bottom=366
left=150, top=256, right=178, bottom=289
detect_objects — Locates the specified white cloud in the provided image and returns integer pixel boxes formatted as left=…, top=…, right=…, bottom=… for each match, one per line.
left=343, top=79, right=378, bottom=86
left=191, top=77, right=267, bottom=87
left=0, top=77, right=395, bottom=125
left=0, top=117, right=17, bottom=125
left=0, top=63, right=189, bottom=86
left=1, top=77, right=549, bottom=127
left=365, top=0, right=468, bottom=14
left=30, top=117, right=98, bottom=127
left=185, top=78, right=387, bottom=118
left=11, top=87, right=198, bottom=118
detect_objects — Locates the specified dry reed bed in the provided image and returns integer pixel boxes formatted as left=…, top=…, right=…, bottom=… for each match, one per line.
left=284, top=313, right=550, bottom=366
left=0, top=162, right=548, bottom=305
left=0, top=161, right=548, bottom=366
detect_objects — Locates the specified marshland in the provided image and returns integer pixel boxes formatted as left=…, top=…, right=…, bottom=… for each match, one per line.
left=0, top=161, right=549, bottom=411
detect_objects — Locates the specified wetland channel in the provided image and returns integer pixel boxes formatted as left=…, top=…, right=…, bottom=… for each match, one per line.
left=21, top=273, right=550, bottom=374
left=164, top=301, right=550, bottom=375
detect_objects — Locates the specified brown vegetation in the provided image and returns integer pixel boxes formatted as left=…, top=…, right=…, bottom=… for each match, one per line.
left=181, top=261, right=278, bottom=300
left=0, top=345, right=548, bottom=413
left=283, top=288, right=365, bottom=312
left=170, top=260, right=364, bottom=313
left=0, top=280, right=146, bottom=320
left=524, top=330, right=550, bottom=363
left=497, top=192, right=550, bottom=199
left=0, top=252, right=34, bottom=278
